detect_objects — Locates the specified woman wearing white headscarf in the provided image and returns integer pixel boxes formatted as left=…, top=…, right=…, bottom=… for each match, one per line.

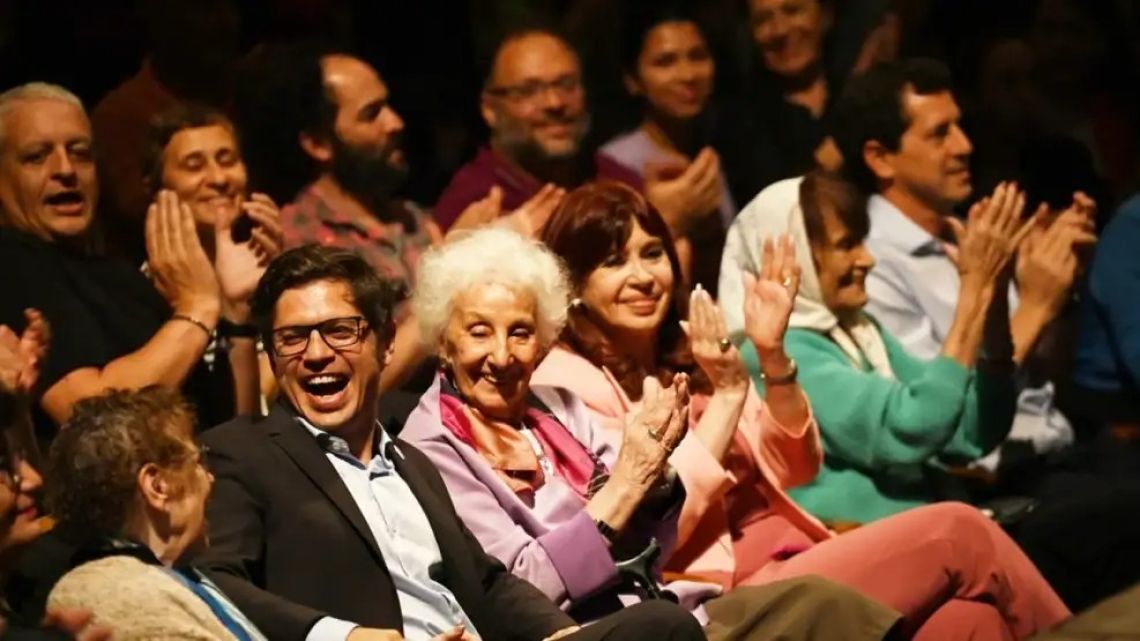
left=718, top=171, right=1022, bottom=525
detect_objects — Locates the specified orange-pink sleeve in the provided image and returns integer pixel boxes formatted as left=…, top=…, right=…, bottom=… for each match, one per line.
left=750, top=389, right=822, bottom=490
left=668, top=432, right=738, bottom=545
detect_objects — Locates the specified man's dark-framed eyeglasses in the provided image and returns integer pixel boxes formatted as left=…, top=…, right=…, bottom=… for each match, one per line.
left=270, top=316, right=370, bottom=357
left=485, top=74, right=582, bottom=102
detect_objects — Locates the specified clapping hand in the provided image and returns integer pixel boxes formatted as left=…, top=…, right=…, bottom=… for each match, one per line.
left=0, top=309, right=49, bottom=398
left=680, top=285, right=748, bottom=394
left=1017, top=192, right=1098, bottom=317
left=214, top=193, right=284, bottom=308
left=644, top=147, right=722, bottom=236
left=945, top=182, right=1036, bottom=291
left=614, top=374, right=690, bottom=488
left=450, top=184, right=566, bottom=239
left=506, top=184, right=565, bottom=237
left=145, top=190, right=220, bottom=320
left=452, top=186, right=505, bottom=232
left=743, top=235, right=800, bottom=354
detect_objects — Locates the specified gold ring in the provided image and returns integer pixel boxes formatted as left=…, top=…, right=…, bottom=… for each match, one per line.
left=648, top=428, right=664, bottom=442
left=718, top=338, right=732, bottom=353
left=782, top=276, right=793, bottom=289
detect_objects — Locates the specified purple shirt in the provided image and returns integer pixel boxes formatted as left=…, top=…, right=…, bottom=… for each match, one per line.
left=400, top=377, right=719, bottom=623
left=601, top=129, right=737, bottom=228
left=433, top=146, right=645, bottom=231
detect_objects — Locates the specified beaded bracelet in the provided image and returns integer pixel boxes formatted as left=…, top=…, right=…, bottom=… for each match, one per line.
left=171, top=314, right=213, bottom=338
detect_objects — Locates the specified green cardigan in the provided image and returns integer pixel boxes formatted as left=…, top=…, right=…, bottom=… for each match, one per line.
left=742, top=321, right=1016, bottom=523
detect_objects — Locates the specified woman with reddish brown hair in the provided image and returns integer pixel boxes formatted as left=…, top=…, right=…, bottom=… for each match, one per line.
left=533, top=180, right=1070, bottom=640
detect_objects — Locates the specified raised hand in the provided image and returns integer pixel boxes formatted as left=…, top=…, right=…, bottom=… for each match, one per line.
left=743, top=235, right=800, bottom=354
left=614, top=373, right=690, bottom=488
left=644, top=147, right=722, bottom=235
left=145, top=190, right=220, bottom=321
left=1017, top=197, right=1097, bottom=318
left=505, top=183, right=565, bottom=238
left=451, top=186, right=505, bottom=232
left=680, top=285, right=748, bottom=394
left=0, top=309, right=49, bottom=396
left=449, top=184, right=566, bottom=239
left=244, top=193, right=285, bottom=262
left=945, top=182, right=1035, bottom=292
left=214, top=192, right=283, bottom=309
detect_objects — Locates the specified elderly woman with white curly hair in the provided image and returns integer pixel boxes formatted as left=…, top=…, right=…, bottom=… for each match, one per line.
left=400, top=227, right=902, bottom=641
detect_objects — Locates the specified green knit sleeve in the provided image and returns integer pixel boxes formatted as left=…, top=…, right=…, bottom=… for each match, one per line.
left=748, top=328, right=974, bottom=469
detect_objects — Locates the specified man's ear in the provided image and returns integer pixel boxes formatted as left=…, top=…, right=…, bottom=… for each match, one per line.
left=382, top=336, right=396, bottom=368
left=623, top=72, right=643, bottom=97
left=480, top=91, right=499, bottom=130
left=137, top=463, right=171, bottom=511
left=862, top=139, right=897, bottom=185
left=299, top=130, right=333, bottom=164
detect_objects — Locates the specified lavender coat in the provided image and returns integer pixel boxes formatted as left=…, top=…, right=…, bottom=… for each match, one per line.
left=400, top=377, right=720, bottom=622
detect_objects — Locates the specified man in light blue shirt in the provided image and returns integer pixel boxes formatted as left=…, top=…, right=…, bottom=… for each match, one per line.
left=198, top=245, right=706, bottom=641
left=831, top=58, right=1092, bottom=463
left=299, top=419, right=479, bottom=640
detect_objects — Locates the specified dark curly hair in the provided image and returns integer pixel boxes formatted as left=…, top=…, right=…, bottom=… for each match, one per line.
left=232, top=40, right=343, bottom=204
left=46, top=387, right=198, bottom=541
left=539, top=181, right=709, bottom=399
left=252, top=245, right=404, bottom=352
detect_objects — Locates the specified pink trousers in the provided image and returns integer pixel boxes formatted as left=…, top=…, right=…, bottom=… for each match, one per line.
left=745, top=502, right=1071, bottom=640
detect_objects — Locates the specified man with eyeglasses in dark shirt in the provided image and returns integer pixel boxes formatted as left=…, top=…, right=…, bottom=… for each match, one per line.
left=432, top=28, right=642, bottom=232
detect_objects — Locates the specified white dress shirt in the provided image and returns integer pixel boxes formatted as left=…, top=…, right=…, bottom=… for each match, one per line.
left=300, top=419, right=478, bottom=641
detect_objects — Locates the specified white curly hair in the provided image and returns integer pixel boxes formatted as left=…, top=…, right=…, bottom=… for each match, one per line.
left=413, top=227, right=571, bottom=351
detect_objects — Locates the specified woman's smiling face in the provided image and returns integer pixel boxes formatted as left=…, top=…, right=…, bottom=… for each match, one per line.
left=442, top=281, right=541, bottom=421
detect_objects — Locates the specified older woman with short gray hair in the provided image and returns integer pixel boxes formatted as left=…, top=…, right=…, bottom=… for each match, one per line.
left=45, top=387, right=266, bottom=641
left=400, top=227, right=901, bottom=640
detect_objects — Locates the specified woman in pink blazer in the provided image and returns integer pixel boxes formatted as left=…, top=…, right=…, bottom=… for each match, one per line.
left=533, top=181, right=1069, bottom=640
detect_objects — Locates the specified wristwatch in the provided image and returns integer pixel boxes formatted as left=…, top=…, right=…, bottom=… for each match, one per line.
left=760, top=358, right=798, bottom=386
left=594, top=518, right=620, bottom=545
left=217, top=318, right=259, bottom=339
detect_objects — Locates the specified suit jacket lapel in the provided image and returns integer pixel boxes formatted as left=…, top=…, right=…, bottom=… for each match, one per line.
left=386, top=442, right=468, bottom=586
left=266, top=405, right=384, bottom=562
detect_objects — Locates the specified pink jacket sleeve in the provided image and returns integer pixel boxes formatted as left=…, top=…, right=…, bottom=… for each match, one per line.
left=738, top=388, right=823, bottom=491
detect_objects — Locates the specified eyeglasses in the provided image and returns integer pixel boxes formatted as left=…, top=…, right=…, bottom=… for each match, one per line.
left=191, top=443, right=211, bottom=472
left=485, top=74, right=582, bottom=102
left=271, top=316, right=370, bottom=358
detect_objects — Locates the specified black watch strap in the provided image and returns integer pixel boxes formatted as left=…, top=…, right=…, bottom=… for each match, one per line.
left=594, top=518, right=620, bottom=545
left=217, top=318, right=259, bottom=338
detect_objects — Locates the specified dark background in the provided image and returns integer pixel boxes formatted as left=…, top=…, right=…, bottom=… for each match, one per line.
left=2, top=0, right=1138, bottom=210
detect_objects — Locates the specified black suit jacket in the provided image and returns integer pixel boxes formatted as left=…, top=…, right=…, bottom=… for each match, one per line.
left=198, top=405, right=575, bottom=641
